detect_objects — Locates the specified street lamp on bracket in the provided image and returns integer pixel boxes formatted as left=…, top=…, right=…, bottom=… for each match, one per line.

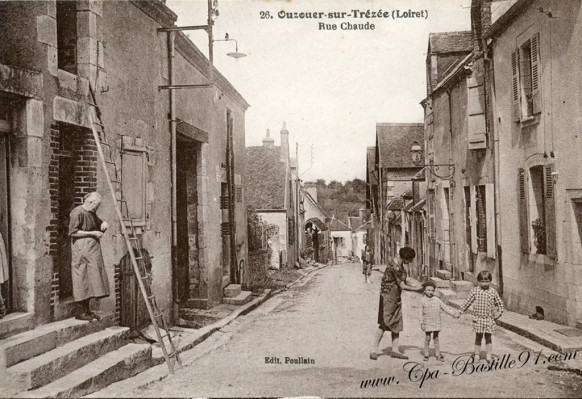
left=214, top=33, right=247, bottom=59
left=410, top=141, right=455, bottom=180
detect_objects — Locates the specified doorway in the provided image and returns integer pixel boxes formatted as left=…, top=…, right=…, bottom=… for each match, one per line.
left=0, top=124, right=11, bottom=314
left=175, top=136, right=199, bottom=302
left=57, top=126, right=76, bottom=298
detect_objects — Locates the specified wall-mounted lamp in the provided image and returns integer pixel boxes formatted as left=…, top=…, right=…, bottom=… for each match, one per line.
left=214, top=33, right=246, bottom=59
left=410, top=140, right=455, bottom=180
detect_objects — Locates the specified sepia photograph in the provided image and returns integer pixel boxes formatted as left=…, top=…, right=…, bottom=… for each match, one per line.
left=0, top=0, right=581, bottom=397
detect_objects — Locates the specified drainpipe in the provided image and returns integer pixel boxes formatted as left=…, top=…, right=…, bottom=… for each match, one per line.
left=485, top=48, right=503, bottom=295
left=168, top=31, right=178, bottom=298
left=446, top=88, right=457, bottom=279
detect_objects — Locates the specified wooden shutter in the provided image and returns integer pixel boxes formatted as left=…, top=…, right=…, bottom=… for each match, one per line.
left=485, top=183, right=496, bottom=258
left=531, top=33, right=541, bottom=114
left=518, top=168, right=529, bottom=254
left=544, top=164, right=556, bottom=258
left=470, top=185, right=478, bottom=254
left=467, top=76, right=487, bottom=149
left=511, top=51, right=521, bottom=122
left=122, top=151, right=145, bottom=222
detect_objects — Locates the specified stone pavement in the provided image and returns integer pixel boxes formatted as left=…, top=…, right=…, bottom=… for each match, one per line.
left=87, top=262, right=329, bottom=397
left=445, top=296, right=582, bottom=375
left=90, top=262, right=581, bottom=397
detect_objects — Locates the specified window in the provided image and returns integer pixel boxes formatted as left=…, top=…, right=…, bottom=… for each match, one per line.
left=56, top=1, right=78, bottom=74
left=518, top=165, right=556, bottom=257
left=512, top=33, right=541, bottom=122
left=464, top=184, right=495, bottom=258
left=467, top=75, right=487, bottom=149
left=121, top=148, right=147, bottom=225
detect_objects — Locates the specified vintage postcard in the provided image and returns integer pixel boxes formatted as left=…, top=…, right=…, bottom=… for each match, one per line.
left=0, top=0, right=581, bottom=397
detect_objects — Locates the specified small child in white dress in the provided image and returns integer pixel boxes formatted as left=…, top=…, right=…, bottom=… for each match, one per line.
left=420, top=280, right=460, bottom=361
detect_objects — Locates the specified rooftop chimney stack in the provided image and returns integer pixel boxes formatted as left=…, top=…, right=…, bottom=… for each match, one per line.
left=262, top=129, right=274, bottom=148
left=280, top=122, right=289, bottom=163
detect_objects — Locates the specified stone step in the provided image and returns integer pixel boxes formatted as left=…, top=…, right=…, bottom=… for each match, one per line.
left=430, top=277, right=450, bottom=288
left=436, top=288, right=457, bottom=302
left=223, top=284, right=242, bottom=298
left=436, top=269, right=452, bottom=280
left=6, top=326, right=129, bottom=391
left=222, top=291, right=252, bottom=306
left=451, top=281, right=473, bottom=299
left=16, top=343, right=152, bottom=398
left=0, top=315, right=114, bottom=368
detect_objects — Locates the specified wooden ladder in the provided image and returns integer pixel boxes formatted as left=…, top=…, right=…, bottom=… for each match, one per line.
left=86, top=85, right=181, bottom=374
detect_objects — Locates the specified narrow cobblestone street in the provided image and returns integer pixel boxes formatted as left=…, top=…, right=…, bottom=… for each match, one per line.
left=114, top=263, right=582, bottom=397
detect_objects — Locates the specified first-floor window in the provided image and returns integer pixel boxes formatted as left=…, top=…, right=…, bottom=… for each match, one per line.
left=121, top=147, right=147, bottom=225
left=518, top=165, right=556, bottom=257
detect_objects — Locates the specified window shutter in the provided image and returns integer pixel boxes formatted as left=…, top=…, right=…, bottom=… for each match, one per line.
left=467, top=76, right=487, bottom=149
left=544, top=164, right=556, bottom=258
left=518, top=168, right=529, bottom=254
left=511, top=51, right=521, bottom=122
left=121, top=151, right=145, bottom=222
left=470, top=185, right=478, bottom=254
left=531, top=33, right=541, bottom=114
left=485, top=183, right=496, bottom=259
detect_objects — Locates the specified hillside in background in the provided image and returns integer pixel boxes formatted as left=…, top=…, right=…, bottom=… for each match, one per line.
left=306, top=179, right=366, bottom=225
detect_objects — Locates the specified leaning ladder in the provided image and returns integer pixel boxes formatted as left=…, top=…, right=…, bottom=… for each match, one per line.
left=85, top=85, right=181, bottom=374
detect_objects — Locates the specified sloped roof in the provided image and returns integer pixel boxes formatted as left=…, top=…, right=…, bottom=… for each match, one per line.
left=306, top=217, right=328, bottom=232
left=376, top=123, right=425, bottom=169
left=245, top=146, right=286, bottom=209
left=367, top=146, right=378, bottom=185
left=348, top=216, right=364, bottom=230
left=428, top=31, right=473, bottom=54
left=387, top=198, right=404, bottom=210
left=328, top=217, right=350, bottom=232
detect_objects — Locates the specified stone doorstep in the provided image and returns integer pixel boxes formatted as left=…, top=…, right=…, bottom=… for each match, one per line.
left=430, top=276, right=450, bottom=288
left=0, top=314, right=115, bottom=368
left=6, top=326, right=130, bottom=391
left=436, top=269, right=452, bottom=280
left=0, top=313, right=35, bottom=341
left=222, top=291, right=252, bottom=306
left=223, top=284, right=242, bottom=298
left=435, top=288, right=457, bottom=301
left=15, top=343, right=152, bottom=399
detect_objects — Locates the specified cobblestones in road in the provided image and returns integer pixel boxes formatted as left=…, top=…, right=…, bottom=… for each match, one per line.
left=122, top=262, right=582, bottom=397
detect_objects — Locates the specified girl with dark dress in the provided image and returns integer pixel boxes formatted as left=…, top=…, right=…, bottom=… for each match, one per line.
left=370, top=247, right=422, bottom=360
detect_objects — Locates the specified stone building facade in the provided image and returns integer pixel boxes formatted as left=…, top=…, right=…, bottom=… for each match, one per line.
left=0, top=0, right=248, bottom=338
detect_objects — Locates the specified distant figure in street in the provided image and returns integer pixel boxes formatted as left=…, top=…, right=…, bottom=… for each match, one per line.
left=362, top=246, right=373, bottom=283
left=69, top=192, right=110, bottom=321
left=419, top=280, right=460, bottom=361
left=370, top=247, right=422, bottom=360
left=459, top=270, right=504, bottom=363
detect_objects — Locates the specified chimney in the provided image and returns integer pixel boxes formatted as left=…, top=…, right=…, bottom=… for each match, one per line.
left=262, top=129, right=274, bottom=148
left=280, top=122, right=289, bottom=163
left=358, top=208, right=366, bottom=219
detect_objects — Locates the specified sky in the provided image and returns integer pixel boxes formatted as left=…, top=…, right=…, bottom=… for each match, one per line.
left=166, top=0, right=473, bottom=183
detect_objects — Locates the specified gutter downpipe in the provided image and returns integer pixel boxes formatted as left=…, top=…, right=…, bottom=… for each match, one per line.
left=168, top=30, right=178, bottom=301
left=446, top=88, right=457, bottom=279
left=485, top=46, right=503, bottom=295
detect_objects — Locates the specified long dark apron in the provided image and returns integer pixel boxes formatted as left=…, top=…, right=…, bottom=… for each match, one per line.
left=71, top=237, right=110, bottom=301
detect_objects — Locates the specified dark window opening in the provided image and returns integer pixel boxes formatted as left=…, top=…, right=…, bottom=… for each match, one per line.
left=56, top=1, right=78, bottom=74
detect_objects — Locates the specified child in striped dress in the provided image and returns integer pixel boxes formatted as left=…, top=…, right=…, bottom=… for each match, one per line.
left=460, top=270, right=504, bottom=363
left=420, top=281, right=461, bottom=361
